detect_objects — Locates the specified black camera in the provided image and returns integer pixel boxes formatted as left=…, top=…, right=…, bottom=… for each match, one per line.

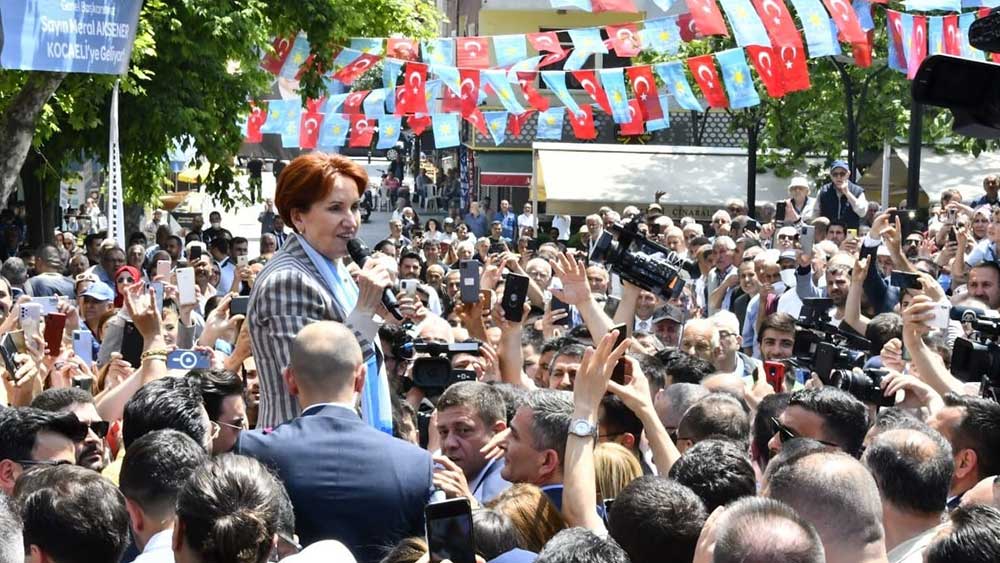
left=410, top=340, right=480, bottom=395
left=792, top=298, right=872, bottom=386
left=589, top=217, right=692, bottom=300
left=948, top=308, right=1000, bottom=400
left=830, top=368, right=894, bottom=408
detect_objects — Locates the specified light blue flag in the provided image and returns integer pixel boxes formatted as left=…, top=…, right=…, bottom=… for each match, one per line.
left=854, top=0, right=874, bottom=32
left=422, top=38, right=456, bottom=66
left=541, top=71, right=583, bottom=115
left=905, top=0, right=961, bottom=11
left=350, top=38, right=384, bottom=55
left=259, top=99, right=299, bottom=134
left=551, top=0, right=594, bottom=10
left=599, top=67, right=632, bottom=124
left=321, top=93, right=349, bottom=116
left=376, top=116, right=403, bottom=149
left=655, top=61, right=702, bottom=112
left=507, top=56, right=546, bottom=79
left=652, top=0, right=676, bottom=9
left=900, top=12, right=914, bottom=63
left=928, top=16, right=944, bottom=56
left=566, top=28, right=608, bottom=71
left=363, top=88, right=388, bottom=119
left=645, top=95, right=672, bottom=131
left=643, top=18, right=683, bottom=55
left=716, top=48, right=761, bottom=109
left=719, top=0, right=772, bottom=47
left=483, top=111, right=509, bottom=145
left=788, top=0, right=838, bottom=58
left=332, top=48, right=365, bottom=74
left=279, top=32, right=311, bottom=79
left=433, top=113, right=461, bottom=148
left=536, top=107, right=566, bottom=140
left=830, top=19, right=843, bottom=56
left=425, top=79, right=443, bottom=108
left=280, top=114, right=300, bottom=148
left=383, top=59, right=404, bottom=113
left=494, top=34, right=528, bottom=67
left=317, top=113, right=351, bottom=148
left=959, top=12, right=986, bottom=60
left=482, top=70, right=527, bottom=115
left=432, top=64, right=461, bottom=96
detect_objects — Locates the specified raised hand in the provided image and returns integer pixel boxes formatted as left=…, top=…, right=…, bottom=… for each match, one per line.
left=550, top=251, right=591, bottom=306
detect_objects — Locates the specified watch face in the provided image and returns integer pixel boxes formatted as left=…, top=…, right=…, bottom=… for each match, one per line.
left=572, top=420, right=594, bottom=436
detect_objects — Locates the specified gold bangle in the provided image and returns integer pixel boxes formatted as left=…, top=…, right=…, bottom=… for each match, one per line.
left=141, top=349, right=170, bottom=360
left=141, top=355, right=167, bottom=363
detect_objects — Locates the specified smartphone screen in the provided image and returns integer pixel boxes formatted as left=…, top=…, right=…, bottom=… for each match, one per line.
left=425, top=498, right=475, bottom=563
left=775, top=201, right=788, bottom=223
left=502, top=273, right=529, bottom=322
left=764, top=361, right=785, bottom=392
left=459, top=260, right=480, bottom=304
left=121, top=321, right=145, bottom=368
left=550, top=296, right=571, bottom=325
left=230, top=296, right=250, bottom=316
left=73, top=330, right=95, bottom=366
left=890, top=271, right=922, bottom=290
left=188, top=245, right=203, bottom=261
left=156, top=259, right=171, bottom=278
left=44, top=313, right=67, bottom=357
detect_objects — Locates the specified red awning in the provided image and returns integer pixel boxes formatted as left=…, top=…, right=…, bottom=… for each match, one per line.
left=480, top=172, right=531, bottom=187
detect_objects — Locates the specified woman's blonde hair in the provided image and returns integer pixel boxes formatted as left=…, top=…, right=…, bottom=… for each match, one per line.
left=595, top=442, right=643, bottom=503
left=485, top=483, right=566, bottom=552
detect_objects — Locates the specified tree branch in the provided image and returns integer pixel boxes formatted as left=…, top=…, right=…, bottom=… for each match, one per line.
left=0, top=71, right=66, bottom=209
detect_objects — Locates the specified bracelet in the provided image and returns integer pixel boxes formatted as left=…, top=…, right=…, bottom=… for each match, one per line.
left=141, top=348, right=170, bottom=360
left=141, top=354, right=166, bottom=363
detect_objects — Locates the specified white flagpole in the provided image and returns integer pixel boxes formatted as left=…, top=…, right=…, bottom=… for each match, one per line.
left=108, top=80, right=126, bottom=249
left=881, top=138, right=891, bottom=211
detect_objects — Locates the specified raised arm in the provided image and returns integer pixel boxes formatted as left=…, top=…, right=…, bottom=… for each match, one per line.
left=550, top=252, right=614, bottom=341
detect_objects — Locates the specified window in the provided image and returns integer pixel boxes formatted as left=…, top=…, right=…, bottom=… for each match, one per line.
left=537, top=28, right=631, bottom=90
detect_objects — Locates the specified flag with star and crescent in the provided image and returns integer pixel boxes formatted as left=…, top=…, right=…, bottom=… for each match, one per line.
left=716, top=48, right=762, bottom=108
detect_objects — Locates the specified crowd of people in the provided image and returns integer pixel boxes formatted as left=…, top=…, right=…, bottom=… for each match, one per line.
left=2, top=154, right=1000, bottom=563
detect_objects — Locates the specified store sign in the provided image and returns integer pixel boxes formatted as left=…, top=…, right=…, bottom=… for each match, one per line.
left=479, top=172, right=531, bottom=187
left=0, top=0, right=143, bottom=75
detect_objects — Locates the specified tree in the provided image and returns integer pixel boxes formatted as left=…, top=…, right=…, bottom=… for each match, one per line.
left=0, top=0, right=442, bottom=223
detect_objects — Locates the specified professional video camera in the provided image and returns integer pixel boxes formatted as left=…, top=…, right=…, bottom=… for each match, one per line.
left=948, top=308, right=1000, bottom=399
left=409, top=339, right=480, bottom=395
left=589, top=217, right=694, bottom=300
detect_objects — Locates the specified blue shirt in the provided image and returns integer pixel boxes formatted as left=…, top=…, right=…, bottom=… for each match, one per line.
left=464, top=212, right=489, bottom=238
left=965, top=239, right=997, bottom=267
left=495, top=211, right=518, bottom=240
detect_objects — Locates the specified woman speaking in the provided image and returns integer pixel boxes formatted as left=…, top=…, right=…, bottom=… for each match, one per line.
left=249, top=153, right=393, bottom=429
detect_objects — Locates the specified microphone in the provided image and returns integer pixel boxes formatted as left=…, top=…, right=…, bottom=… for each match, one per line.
left=347, top=239, right=403, bottom=320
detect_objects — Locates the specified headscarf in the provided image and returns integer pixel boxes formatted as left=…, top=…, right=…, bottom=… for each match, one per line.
left=112, top=265, right=142, bottom=308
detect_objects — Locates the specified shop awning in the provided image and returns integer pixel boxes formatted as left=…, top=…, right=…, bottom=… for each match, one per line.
left=478, top=152, right=533, bottom=187
left=532, top=142, right=795, bottom=217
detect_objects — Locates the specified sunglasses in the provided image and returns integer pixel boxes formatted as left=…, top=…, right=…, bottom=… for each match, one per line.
left=771, top=417, right=841, bottom=449
left=831, top=171, right=848, bottom=178
left=83, top=421, right=111, bottom=439
left=15, top=459, right=73, bottom=467
left=778, top=234, right=796, bottom=241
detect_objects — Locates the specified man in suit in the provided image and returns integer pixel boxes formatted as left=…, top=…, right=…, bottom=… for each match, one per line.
left=238, top=321, right=432, bottom=563
left=433, top=382, right=512, bottom=505
left=500, top=389, right=575, bottom=511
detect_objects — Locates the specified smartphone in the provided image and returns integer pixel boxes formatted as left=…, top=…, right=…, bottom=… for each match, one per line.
left=31, top=296, right=60, bottom=315
left=459, top=260, right=480, bottom=304
left=9, top=330, right=26, bottom=354
left=550, top=296, right=571, bottom=326
left=611, top=323, right=628, bottom=384
left=1, top=333, right=19, bottom=380
left=847, top=228, right=858, bottom=239
left=948, top=227, right=957, bottom=243
left=121, top=321, right=145, bottom=368
left=176, top=267, right=197, bottom=305
left=425, top=498, right=475, bottom=563
left=166, top=349, right=212, bottom=370
left=798, top=225, right=815, bottom=255
left=931, top=300, right=951, bottom=330
left=230, top=295, right=250, bottom=316
left=152, top=281, right=165, bottom=313
left=73, top=330, right=95, bottom=366
left=764, top=361, right=785, bottom=392
left=501, top=273, right=529, bottom=322
left=188, top=245, right=202, bottom=261
left=156, top=259, right=172, bottom=278
left=21, top=303, right=43, bottom=353
left=947, top=208, right=958, bottom=225
left=72, top=375, right=94, bottom=393
left=400, top=279, right=419, bottom=297
left=42, top=313, right=66, bottom=357
left=890, top=270, right=922, bottom=290
left=488, top=240, right=507, bottom=255
left=888, top=209, right=898, bottom=224
left=237, top=255, right=249, bottom=269
left=774, top=201, right=788, bottom=223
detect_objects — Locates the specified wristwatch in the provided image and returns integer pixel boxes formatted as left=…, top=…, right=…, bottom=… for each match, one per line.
left=568, top=418, right=598, bottom=438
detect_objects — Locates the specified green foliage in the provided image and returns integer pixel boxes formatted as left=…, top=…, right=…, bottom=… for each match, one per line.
left=0, top=0, right=441, bottom=208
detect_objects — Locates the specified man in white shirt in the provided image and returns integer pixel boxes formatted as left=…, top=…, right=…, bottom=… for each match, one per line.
left=119, top=429, right=209, bottom=563
left=517, top=203, right=537, bottom=237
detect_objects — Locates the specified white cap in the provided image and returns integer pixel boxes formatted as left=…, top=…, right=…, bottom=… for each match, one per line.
left=788, top=176, right=810, bottom=190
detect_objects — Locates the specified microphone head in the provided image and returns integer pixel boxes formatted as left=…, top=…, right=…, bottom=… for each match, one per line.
left=346, top=239, right=370, bottom=262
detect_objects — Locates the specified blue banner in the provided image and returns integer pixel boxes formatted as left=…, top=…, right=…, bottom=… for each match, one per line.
left=598, top=67, right=632, bottom=124
left=716, top=48, right=761, bottom=108
left=484, top=111, right=509, bottom=145
left=655, top=61, right=702, bottom=112
left=642, top=17, right=682, bottom=55
left=719, top=0, right=772, bottom=47
left=493, top=34, right=527, bottom=68
left=433, top=113, right=461, bottom=148
left=536, top=107, right=565, bottom=140
left=0, top=0, right=142, bottom=74
left=541, top=71, right=583, bottom=116
left=788, top=0, right=838, bottom=58
left=376, top=116, right=402, bottom=150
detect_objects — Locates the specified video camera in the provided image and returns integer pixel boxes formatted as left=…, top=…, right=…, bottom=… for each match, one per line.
left=409, top=340, right=480, bottom=395
left=589, top=217, right=694, bottom=300
left=949, top=307, right=1000, bottom=399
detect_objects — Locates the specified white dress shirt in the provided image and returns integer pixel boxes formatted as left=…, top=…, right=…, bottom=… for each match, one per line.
left=131, top=528, right=174, bottom=563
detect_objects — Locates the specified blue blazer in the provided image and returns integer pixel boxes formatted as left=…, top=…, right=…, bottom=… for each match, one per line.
left=238, top=404, right=433, bottom=563
left=472, top=458, right=512, bottom=504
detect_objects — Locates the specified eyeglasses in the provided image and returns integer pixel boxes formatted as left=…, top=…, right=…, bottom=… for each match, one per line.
left=777, top=234, right=796, bottom=241
left=831, top=171, right=848, bottom=178
left=209, top=422, right=222, bottom=440
left=15, top=459, right=73, bottom=467
left=717, top=330, right=737, bottom=340
left=770, top=417, right=841, bottom=449
left=215, top=418, right=247, bottom=432
left=83, top=421, right=111, bottom=439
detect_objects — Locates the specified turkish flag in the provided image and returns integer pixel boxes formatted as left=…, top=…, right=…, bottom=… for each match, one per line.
left=305, top=97, right=326, bottom=114
left=246, top=103, right=267, bottom=143
left=515, top=72, right=551, bottom=112
left=684, top=0, right=729, bottom=37
left=750, top=0, right=800, bottom=46
left=886, top=11, right=907, bottom=70
left=261, top=36, right=294, bottom=75
left=592, top=0, right=639, bottom=12
left=627, top=66, right=663, bottom=121
left=620, top=99, right=645, bottom=136
left=821, top=0, right=866, bottom=44
left=569, top=105, right=597, bottom=140
left=687, top=55, right=728, bottom=108
left=606, top=24, right=642, bottom=57
left=387, top=38, right=419, bottom=61
left=775, top=40, right=810, bottom=93
left=908, top=15, right=928, bottom=80
left=465, top=109, right=489, bottom=137
left=397, top=62, right=428, bottom=115
left=571, top=70, right=612, bottom=114
left=528, top=32, right=569, bottom=67
left=342, top=90, right=370, bottom=115
left=746, top=46, right=785, bottom=98
left=331, top=53, right=380, bottom=85
left=679, top=13, right=701, bottom=42
left=349, top=115, right=376, bottom=148
left=459, top=69, right=481, bottom=117
left=442, top=87, right=463, bottom=114
left=457, top=37, right=491, bottom=69
left=509, top=111, right=534, bottom=137
left=407, top=114, right=431, bottom=136
left=852, top=31, right=873, bottom=69
left=943, top=15, right=960, bottom=56
left=299, top=112, right=323, bottom=149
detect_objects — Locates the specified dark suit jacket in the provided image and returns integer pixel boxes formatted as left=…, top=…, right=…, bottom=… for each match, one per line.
left=472, top=458, right=511, bottom=504
left=238, top=404, right=433, bottom=563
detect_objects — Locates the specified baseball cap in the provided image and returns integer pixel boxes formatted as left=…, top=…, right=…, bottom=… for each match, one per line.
left=830, top=160, right=850, bottom=172
left=444, top=217, right=455, bottom=224
left=788, top=176, right=810, bottom=189
left=82, top=282, right=115, bottom=302
left=779, top=249, right=798, bottom=262
left=652, top=304, right=685, bottom=324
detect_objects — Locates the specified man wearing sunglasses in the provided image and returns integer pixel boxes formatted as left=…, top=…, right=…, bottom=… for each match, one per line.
left=766, top=387, right=869, bottom=461
left=31, top=387, right=109, bottom=472
left=812, top=160, right=869, bottom=230
left=0, top=407, right=85, bottom=495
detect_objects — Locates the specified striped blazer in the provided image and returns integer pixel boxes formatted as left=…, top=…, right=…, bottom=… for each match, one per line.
left=248, top=234, right=379, bottom=429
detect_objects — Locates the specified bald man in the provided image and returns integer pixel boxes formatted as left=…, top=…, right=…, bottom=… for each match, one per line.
left=238, top=321, right=433, bottom=563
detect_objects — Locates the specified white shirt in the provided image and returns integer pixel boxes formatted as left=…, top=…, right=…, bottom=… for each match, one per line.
left=551, top=215, right=571, bottom=240
left=131, top=528, right=174, bottom=563
left=634, top=316, right=654, bottom=333
left=517, top=213, right=537, bottom=235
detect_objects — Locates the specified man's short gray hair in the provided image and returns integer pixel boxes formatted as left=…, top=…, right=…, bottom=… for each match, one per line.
left=0, top=494, right=23, bottom=562
left=526, top=389, right=574, bottom=466
left=715, top=496, right=824, bottom=563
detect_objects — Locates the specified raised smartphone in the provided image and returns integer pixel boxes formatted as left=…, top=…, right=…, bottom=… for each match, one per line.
left=501, top=273, right=529, bottom=322
left=176, top=267, right=197, bottom=305
left=459, top=260, right=480, bottom=304
left=425, top=498, right=475, bottom=563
